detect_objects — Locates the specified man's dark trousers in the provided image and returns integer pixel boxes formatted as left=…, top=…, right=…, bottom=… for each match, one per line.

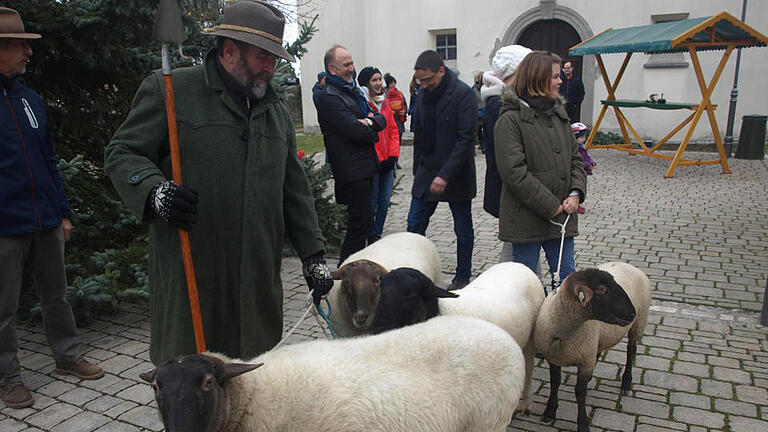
left=0, top=228, right=80, bottom=386
left=406, top=198, right=473, bottom=282
left=336, top=178, right=373, bottom=265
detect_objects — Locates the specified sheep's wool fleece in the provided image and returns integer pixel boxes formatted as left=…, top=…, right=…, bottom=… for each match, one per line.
left=492, top=44, right=532, bottom=80
left=219, top=315, right=524, bottom=432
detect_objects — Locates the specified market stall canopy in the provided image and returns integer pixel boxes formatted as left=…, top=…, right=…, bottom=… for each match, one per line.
left=570, top=11, right=767, bottom=56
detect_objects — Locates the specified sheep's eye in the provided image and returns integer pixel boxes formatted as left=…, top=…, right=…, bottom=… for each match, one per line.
left=595, top=285, right=607, bottom=295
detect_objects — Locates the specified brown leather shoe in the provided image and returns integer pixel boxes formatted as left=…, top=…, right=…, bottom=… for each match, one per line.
left=0, top=382, right=34, bottom=409
left=54, top=357, right=105, bottom=380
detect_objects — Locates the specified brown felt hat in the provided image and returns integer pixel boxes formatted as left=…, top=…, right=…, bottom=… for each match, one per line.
left=203, top=0, right=293, bottom=62
left=0, top=7, right=41, bottom=39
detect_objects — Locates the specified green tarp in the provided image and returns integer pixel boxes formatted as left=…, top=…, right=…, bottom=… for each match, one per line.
left=570, top=15, right=762, bottom=56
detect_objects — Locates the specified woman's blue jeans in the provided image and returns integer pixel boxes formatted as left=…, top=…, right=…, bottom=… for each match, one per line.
left=407, top=197, right=473, bottom=282
left=510, top=237, right=575, bottom=293
left=369, top=169, right=394, bottom=239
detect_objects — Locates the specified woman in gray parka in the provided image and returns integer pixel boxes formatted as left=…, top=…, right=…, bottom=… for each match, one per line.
left=493, top=51, right=587, bottom=293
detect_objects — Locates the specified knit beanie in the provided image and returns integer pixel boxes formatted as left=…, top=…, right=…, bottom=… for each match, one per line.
left=492, top=45, right=532, bottom=80
left=357, top=66, right=381, bottom=87
left=384, top=73, right=396, bottom=87
left=317, top=71, right=326, bottom=82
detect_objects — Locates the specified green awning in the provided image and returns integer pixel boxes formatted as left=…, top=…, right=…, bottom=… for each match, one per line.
left=570, top=12, right=768, bottom=56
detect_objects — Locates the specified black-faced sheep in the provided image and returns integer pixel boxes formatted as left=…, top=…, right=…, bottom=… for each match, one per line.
left=140, top=315, right=525, bottom=432
left=532, top=262, right=651, bottom=432
left=327, top=232, right=441, bottom=335
left=372, top=262, right=545, bottom=414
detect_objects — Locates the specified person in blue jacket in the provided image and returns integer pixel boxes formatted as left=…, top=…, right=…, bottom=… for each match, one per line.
left=0, top=7, right=104, bottom=410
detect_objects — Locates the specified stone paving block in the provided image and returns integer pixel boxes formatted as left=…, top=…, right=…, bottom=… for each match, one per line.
left=643, top=370, right=699, bottom=392
left=715, top=398, right=757, bottom=417
left=82, top=394, right=123, bottom=413
left=671, top=360, right=711, bottom=378
left=97, top=355, right=143, bottom=376
left=50, top=411, right=109, bottom=432
left=0, top=418, right=26, bottom=432
left=672, top=406, right=725, bottom=429
left=115, top=384, right=154, bottom=405
left=117, top=406, right=163, bottom=431
left=700, top=379, right=733, bottom=398
left=728, top=416, right=768, bottom=432
left=735, top=385, right=768, bottom=405
left=36, top=381, right=76, bottom=398
left=25, top=403, right=81, bottom=430
left=713, top=366, right=752, bottom=384
left=618, top=396, right=670, bottom=418
left=57, top=387, right=101, bottom=406
left=102, top=400, right=138, bottom=418
left=669, top=391, right=711, bottom=409
left=93, top=421, right=142, bottom=432
left=591, top=408, right=636, bottom=431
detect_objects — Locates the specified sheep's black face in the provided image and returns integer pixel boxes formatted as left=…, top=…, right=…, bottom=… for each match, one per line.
left=569, top=268, right=636, bottom=327
left=140, top=355, right=262, bottom=432
left=373, top=268, right=458, bottom=334
left=141, top=355, right=222, bottom=432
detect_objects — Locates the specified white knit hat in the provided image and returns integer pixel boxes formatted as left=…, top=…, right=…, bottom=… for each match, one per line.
left=492, top=45, right=532, bottom=80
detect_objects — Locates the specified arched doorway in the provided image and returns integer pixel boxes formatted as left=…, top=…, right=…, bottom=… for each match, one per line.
left=517, top=19, right=583, bottom=80
left=496, top=5, right=594, bottom=125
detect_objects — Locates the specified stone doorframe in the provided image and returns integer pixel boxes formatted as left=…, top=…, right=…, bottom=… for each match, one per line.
left=491, top=1, right=595, bottom=126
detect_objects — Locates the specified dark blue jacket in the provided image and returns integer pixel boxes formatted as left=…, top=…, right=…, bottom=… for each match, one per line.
left=411, top=69, right=477, bottom=202
left=1, top=76, right=71, bottom=235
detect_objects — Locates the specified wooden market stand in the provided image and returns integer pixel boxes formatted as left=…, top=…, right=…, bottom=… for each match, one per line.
left=569, top=12, right=767, bottom=177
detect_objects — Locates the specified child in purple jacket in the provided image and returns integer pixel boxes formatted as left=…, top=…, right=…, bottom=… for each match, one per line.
left=571, top=122, right=595, bottom=214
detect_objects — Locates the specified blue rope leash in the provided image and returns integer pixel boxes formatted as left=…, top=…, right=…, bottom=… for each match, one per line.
left=314, top=298, right=350, bottom=339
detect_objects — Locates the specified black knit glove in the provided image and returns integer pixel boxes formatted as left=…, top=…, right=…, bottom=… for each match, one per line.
left=379, top=156, right=397, bottom=172
left=302, top=252, right=333, bottom=305
left=148, top=181, right=199, bottom=231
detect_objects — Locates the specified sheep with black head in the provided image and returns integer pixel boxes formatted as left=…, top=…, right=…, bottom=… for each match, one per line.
left=533, top=262, right=651, bottom=432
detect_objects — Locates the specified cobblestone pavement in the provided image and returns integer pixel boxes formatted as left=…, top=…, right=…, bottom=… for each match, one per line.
left=2, top=148, right=767, bottom=431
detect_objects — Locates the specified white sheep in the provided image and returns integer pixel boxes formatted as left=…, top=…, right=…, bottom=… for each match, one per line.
left=140, top=315, right=525, bottom=432
left=532, top=262, right=651, bottom=432
left=327, top=232, right=441, bottom=335
left=372, top=262, right=545, bottom=414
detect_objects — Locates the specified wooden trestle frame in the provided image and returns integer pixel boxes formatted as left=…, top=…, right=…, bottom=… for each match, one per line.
left=584, top=47, right=733, bottom=178
left=578, top=12, right=768, bottom=178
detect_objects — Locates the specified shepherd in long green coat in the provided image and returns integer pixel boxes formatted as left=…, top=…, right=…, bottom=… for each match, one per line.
left=105, top=1, right=334, bottom=365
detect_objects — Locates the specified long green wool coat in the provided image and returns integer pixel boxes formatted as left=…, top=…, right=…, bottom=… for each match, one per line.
left=105, top=50, right=324, bottom=365
left=494, top=88, right=587, bottom=243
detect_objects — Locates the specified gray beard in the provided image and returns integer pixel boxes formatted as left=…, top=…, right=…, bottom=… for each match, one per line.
left=251, top=81, right=267, bottom=99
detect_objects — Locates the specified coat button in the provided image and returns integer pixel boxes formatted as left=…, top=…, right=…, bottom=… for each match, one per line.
left=560, top=175, right=566, bottom=181
left=555, top=148, right=561, bottom=154
left=240, top=131, right=249, bottom=142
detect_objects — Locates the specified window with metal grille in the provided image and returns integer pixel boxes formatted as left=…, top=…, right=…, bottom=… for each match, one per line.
left=436, top=33, right=457, bottom=61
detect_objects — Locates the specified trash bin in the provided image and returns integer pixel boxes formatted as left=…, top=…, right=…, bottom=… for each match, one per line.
left=735, top=114, right=767, bottom=159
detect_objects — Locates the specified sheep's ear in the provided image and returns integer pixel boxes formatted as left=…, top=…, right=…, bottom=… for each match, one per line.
left=218, top=362, right=263, bottom=383
left=139, top=370, right=155, bottom=383
left=428, top=284, right=459, bottom=298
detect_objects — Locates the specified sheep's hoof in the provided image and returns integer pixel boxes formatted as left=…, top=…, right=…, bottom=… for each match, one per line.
left=621, top=378, right=632, bottom=395
left=540, top=413, right=556, bottom=424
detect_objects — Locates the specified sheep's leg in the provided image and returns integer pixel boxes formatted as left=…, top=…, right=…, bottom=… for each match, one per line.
left=516, top=344, right=535, bottom=415
left=540, top=362, right=560, bottom=423
left=621, top=332, right=638, bottom=395
left=575, top=368, right=593, bottom=432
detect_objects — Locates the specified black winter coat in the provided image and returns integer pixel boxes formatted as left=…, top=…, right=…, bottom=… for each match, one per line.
left=482, top=95, right=502, bottom=217
left=316, top=83, right=379, bottom=186
left=411, top=70, right=477, bottom=202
